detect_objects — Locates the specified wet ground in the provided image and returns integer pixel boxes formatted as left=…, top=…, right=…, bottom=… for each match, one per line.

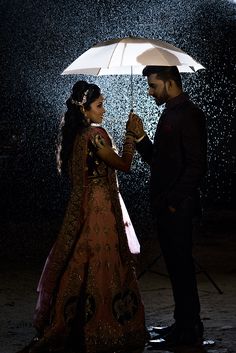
left=0, top=209, right=236, bottom=353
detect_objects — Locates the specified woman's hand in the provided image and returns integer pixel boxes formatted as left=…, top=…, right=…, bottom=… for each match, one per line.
left=92, top=134, right=106, bottom=150
left=92, top=133, right=133, bottom=172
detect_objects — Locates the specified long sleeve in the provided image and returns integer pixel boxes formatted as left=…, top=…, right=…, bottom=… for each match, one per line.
left=136, top=134, right=154, bottom=165
left=166, top=109, right=207, bottom=207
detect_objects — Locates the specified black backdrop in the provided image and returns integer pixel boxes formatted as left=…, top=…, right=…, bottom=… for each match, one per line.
left=0, top=0, right=235, bottom=259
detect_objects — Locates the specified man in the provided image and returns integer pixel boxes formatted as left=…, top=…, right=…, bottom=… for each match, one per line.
left=127, top=66, right=207, bottom=348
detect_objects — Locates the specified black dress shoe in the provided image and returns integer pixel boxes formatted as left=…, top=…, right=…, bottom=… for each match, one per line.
left=149, top=323, right=204, bottom=348
left=151, top=323, right=176, bottom=337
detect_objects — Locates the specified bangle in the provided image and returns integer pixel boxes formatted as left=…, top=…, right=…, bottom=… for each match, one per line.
left=135, top=133, right=146, bottom=143
left=125, top=131, right=136, bottom=138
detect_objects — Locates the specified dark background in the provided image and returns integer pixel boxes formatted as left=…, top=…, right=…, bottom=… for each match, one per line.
left=0, top=0, right=235, bottom=261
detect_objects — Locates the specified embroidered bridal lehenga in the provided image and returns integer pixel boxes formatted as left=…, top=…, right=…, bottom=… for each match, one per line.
left=25, top=126, right=147, bottom=353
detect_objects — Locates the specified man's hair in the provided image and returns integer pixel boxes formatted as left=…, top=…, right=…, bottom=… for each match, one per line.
left=142, top=66, right=182, bottom=89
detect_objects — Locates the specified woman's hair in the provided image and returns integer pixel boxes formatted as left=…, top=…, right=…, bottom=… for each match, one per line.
left=57, top=80, right=101, bottom=174
left=142, top=66, right=182, bottom=89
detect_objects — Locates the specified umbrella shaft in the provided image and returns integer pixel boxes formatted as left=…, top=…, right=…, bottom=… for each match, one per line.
left=131, top=66, right=133, bottom=110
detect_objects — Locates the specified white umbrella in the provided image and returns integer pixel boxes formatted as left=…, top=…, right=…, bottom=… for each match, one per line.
left=61, top=36, right=205, bottom=108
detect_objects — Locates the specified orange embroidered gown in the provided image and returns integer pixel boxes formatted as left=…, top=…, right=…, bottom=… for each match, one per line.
left=32, top=126, right=147, bottom=353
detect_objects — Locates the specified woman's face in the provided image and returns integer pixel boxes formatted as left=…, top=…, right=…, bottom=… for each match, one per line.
left=85, top=95, right=105, bottom=124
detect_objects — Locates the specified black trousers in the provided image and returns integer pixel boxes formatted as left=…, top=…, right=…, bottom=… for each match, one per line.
left=155, top=197, right=201, bottom=328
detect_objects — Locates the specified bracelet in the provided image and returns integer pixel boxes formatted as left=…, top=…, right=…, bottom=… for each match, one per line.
left=135, top=133, right=146, bottom=143
left=125, top=131, right=136, bottom=138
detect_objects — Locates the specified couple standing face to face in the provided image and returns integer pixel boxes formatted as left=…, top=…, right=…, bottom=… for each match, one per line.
left=85, top=68, right=181, bottom=129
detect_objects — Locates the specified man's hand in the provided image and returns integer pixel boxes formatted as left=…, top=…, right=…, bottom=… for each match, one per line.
left=126, top=112, right=145, bottom=139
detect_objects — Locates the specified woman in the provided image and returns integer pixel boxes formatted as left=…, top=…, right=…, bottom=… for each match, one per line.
left=19, top=80, right=148, bottom=353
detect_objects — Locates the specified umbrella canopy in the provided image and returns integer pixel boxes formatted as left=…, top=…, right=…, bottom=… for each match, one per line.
left=61, top=36, right=205, bottom=76
left=61, top=36, right=205, bottom=110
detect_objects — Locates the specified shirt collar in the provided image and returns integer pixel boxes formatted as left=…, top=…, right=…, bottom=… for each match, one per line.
left=165, top=92, right=189, bottom=110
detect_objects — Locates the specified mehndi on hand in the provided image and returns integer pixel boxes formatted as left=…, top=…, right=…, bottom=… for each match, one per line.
left=126, top=112, right=145, bottom=139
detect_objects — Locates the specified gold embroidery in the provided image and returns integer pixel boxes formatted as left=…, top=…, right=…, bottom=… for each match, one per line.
left=32, top=126, right=147, bottom=353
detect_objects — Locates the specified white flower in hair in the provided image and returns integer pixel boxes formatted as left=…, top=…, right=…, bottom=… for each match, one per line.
left=71, top=89, right=89, bottom=106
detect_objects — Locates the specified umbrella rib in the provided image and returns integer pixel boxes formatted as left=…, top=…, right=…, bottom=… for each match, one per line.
left=107, top=42, right=119, bottom=68
left=107, top=39, right=127, bottom=68
left=121, top=42, right=127, bottom=66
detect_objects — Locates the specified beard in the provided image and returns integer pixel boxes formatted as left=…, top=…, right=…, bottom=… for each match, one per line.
left=154, top=84, right=169, bottom=106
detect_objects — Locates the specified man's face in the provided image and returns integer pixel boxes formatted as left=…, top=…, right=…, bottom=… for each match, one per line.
left=147, top=73, right=169, bottom=106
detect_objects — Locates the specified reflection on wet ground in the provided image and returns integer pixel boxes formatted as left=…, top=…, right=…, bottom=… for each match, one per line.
left=145, top=336, right=216, bottom=353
